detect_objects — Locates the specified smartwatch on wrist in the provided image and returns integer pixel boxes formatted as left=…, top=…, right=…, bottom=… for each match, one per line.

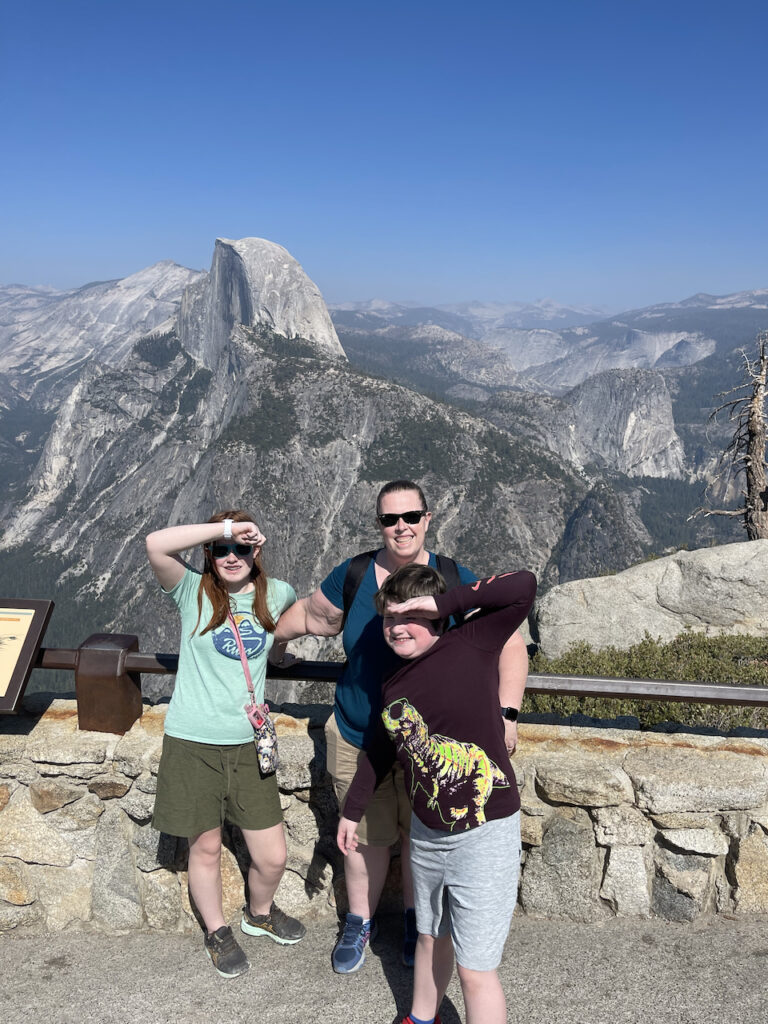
left=500, top=706, right=519, bottom=722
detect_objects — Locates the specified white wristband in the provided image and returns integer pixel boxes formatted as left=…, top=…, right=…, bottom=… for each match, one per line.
left=223, top=519, right=234, bottom=539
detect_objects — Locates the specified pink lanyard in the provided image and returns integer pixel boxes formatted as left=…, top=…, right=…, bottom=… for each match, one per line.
left=227, top=609, right=255, bottom=707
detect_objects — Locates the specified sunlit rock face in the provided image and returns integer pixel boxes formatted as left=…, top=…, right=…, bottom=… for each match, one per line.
left=178, top=237, right=345, bottom=368
left=482, top=368, right=685, bottom=480
left=0, top=262, right=205, bottom=405
left=561, top=369, right=685, bottom=479
left=536, top=539, right=768, bottom=657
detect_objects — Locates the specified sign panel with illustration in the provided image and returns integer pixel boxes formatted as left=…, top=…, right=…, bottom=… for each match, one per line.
left=0, top=600, right=54, bottom=712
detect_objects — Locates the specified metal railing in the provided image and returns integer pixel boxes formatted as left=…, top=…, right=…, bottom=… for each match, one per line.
left=127, top=654, right=768, bottom=707
left=25, top=632, right=768, bottom=735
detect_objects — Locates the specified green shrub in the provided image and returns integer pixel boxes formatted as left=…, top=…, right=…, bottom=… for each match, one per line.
left=527, top=631, right=768, bottom=732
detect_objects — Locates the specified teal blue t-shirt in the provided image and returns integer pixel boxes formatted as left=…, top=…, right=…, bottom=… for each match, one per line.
left=320, top=552, right=476, bottom=748
left=163, top=568, right=296, bottom=744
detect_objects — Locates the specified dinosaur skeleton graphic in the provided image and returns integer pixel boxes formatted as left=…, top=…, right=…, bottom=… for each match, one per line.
left=382, top=698, right=509, bottom=829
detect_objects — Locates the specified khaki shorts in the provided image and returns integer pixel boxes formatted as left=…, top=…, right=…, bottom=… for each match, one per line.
left=325, top=713, right=411, bottom=847
left=152, top=734, right=283, bottom=838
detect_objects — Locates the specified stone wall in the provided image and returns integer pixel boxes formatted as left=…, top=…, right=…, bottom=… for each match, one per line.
left=2, top=697, right=768, bottom=932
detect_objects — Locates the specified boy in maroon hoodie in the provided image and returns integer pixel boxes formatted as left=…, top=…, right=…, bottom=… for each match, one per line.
left=337, top=565, right=536, bottom=1024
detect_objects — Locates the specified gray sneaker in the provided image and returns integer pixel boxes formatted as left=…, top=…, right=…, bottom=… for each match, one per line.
left=241, top=901, right=306, bottom=944
left=204, top=925, right=250, bottom=978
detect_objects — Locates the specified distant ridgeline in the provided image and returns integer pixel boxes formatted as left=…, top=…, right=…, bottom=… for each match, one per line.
left=1, top=241, right=762, bottom=677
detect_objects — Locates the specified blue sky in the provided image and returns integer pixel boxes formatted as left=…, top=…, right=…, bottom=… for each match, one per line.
left=2, top=0, right=767, bottom=310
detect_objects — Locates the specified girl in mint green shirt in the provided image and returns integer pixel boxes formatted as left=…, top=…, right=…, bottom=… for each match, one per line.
left=146, top=510, right=305, bottom=978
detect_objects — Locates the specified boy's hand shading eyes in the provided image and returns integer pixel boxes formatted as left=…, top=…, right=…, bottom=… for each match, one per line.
left=384, top=596, right=440, bottom=618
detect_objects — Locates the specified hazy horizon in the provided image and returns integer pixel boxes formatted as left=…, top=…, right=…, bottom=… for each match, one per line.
left=9, top=258, right=768, bottom=320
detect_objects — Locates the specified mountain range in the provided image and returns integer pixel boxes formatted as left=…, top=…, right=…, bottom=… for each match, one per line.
left=1, top=237, right=764, bottom=669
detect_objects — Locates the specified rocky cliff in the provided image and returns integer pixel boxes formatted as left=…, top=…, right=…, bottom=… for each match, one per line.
left=483, top=368, right=685, bottom=479
left=0, top=238, right=586, bottom=659
left=0, top=263, right=205, bottom=405
left=0, top=239, right=755, bottom=659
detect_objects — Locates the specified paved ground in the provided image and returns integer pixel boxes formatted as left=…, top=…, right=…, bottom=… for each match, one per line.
left=4, top=912, right=768, bottom=1024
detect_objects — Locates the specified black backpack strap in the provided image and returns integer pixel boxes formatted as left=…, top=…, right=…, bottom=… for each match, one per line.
left=341, top=550, right=464, bottom=628
left=341, top=549, right=381, bottom=628
left=434, top=554, right=460, bottom=590
left=434, top=554, right=465, bottom=626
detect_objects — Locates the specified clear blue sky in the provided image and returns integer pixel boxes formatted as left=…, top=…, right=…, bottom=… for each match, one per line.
left=2, top=0, right=767, bottom=310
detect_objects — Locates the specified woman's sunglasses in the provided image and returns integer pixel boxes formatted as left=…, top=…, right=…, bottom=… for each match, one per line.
left=207, top=542, right=254, bottom=559
left=377, top=510, right=428, bottom=528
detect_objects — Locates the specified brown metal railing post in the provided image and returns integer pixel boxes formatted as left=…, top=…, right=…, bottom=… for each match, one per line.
left=75, top=634, right=143, bottom=734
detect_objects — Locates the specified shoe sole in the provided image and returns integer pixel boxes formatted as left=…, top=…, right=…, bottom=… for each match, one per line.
left=240, top=919, right=305, bottom=944
left=204, top=947, right=250, bottom=978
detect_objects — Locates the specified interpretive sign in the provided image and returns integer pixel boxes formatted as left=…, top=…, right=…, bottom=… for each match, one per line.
left=0, top=599, right=54, bottom=713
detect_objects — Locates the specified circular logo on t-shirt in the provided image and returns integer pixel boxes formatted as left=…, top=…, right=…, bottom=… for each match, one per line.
left=212, top=613, right=267, bottom=660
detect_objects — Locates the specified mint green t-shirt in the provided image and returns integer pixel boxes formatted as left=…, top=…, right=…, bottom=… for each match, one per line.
left=163, top=567, right=296, bottom=744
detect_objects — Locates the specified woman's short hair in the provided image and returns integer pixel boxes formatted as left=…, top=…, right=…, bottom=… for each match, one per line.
left=376, top=479, right=427, bottom=514
left=374, top=564, right=447, bottom=616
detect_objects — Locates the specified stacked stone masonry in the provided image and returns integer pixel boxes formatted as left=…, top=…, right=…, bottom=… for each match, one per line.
left=1, top=698, right=768, bottom=932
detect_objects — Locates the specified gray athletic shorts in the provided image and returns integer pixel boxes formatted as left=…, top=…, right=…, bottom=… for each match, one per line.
left=410, top=811, right=522, bottom=971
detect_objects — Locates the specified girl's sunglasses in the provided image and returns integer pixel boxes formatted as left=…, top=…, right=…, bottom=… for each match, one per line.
left=208, top=542, right=253, bottom=559
left=377, top=510, right=428, bottom=528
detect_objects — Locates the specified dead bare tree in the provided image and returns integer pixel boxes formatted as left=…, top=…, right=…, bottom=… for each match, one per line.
left=690, top=329, right=768, bottom=540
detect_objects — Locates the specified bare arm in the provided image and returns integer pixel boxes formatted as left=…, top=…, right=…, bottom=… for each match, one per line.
left=145, top=520, right=265, bottom=591
left=274, top=586, right=344, bottom=641
left=498, top=629, right=529, bottom=754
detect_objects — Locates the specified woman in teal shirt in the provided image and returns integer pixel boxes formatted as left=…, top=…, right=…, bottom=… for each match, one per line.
left=147, top=509, right=305, bottom=979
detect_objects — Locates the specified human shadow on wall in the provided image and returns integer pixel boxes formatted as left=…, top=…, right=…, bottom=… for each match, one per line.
left=154, top=827, right=250, bottom=934
left=273, top=700, right=342, bottom=904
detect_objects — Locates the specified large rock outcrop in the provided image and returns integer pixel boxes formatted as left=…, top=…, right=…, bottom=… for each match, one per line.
left=562, top=369, right=685, bottom=478
left=178, top=237, right=345, bottom=367
left=535, top=539, right=768, bottom=657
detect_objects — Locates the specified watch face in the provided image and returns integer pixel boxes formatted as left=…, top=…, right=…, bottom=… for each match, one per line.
left=502, top=706, right=518, bottom=721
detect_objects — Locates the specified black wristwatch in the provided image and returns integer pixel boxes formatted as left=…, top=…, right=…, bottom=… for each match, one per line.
left=500, top=706, right=519, bottom=722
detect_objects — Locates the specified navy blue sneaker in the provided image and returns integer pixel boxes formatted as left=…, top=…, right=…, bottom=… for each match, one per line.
left=402, top=907, right=417, bottom=967
left=332, top=913, right=377, bottom=974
